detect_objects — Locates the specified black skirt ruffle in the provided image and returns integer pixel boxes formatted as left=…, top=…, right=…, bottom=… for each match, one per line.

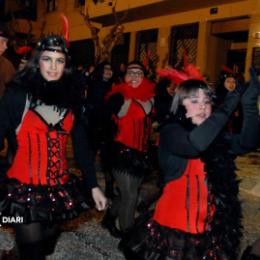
left=109, top=142, right=152, bottom=176
left=120, top=214, right=228, bottom=260
left=0, top=175, right=89, bottom=225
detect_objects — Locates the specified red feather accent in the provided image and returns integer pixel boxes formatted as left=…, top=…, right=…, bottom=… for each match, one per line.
left=221, top=65, right=235, bottom=74
left=184, top=64, right=204, bottom=81
left=106, top=78, right=155, bottom=102
left=60, top=13, right=69, bottom=47
left=157, top=68, right=189, bottom=84
left=157, top=57, right=205, bottom=85
left=15, top=46, right=33, bottom=55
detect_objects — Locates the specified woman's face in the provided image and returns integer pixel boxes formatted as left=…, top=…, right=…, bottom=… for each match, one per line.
left=182, top=88, right=212, bottom=125
left=103, top=64, right=113, bottom=81
left=0, top=37, right=8, bottom=56
left=167, top=83, right=175, bottom=96
left=125, top=67, right=144, bottom=88
left=39, top=51, right=66, bottom=81
left=224, top=77, right=236, bottom=92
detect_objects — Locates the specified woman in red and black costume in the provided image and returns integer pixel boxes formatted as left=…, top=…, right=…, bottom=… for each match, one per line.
left=101, top=61, right=155, bottom=238
left=119, top=65, right=260, bottom=259
left=0, top=35, right=107, bottom=260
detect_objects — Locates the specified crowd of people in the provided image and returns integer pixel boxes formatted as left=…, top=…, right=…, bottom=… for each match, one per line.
left=0, top=22, right=259, bottom=260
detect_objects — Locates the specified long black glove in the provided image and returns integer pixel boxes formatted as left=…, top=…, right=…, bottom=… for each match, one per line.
left=237, top=66, right=260, bottom=151
left=189, top=82, right=245, bottom=151
left=241, top=66, right=260, bottom=108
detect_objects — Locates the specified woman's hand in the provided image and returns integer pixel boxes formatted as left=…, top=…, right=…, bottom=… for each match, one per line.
left=91, top=187, right=108, bottom=211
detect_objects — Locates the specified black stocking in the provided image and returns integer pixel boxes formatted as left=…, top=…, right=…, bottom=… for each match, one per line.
left=111, top=170, right=143, bottom=232
left=15, top=222, right=59, bottom=260
left=15, top=222, right=45, bottom=260
left=42, top=224, right=59, bottom=256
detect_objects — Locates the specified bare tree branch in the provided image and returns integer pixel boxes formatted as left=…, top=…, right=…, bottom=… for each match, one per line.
left=80, top=1, right=127, bottom=64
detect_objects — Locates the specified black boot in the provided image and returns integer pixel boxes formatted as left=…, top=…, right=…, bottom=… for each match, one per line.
left=17, top=241, right=45, bottom=260
left=118, top=230, right=141, bottom=260
left=118, top=229, right=131, bottom=252
left=101, top=211, right=121, bottom=238
left=44, top=234, right=59, bottom=256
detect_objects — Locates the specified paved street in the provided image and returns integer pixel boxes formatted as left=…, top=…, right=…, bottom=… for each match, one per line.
left=0, top=151, right=259, bottom=259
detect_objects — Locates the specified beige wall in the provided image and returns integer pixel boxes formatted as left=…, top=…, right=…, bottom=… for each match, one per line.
left=207, top=35, right=232, bottom=83
left=6, top=0, right=260, bottom=79
left=157, top=27, right=171, bottom=68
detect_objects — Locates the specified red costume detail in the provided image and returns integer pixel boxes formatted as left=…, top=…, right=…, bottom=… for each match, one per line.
left=7, top=109, right=73, bottom=186
left=113, top=101, right=152, bottom=151
left=15, top=46, right=33, bottom=55
left=106, top=78, right=155, bottom=102
left=107, top=79, right=155, bottom=151
left=157, top=60, right=205, bottom=84
left=153, top=159, right=215, bottom=234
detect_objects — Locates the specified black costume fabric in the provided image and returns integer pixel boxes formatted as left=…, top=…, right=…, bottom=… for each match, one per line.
left=84, top=62, right=114, bottom=150
left=0, top=175, right=89, bottom=223
left=17, top=72, right=85, bottom=113
left=108, top=142, right=153, bottom=177
left=201, top=134, right=242, bottom=259
left=154, top=78, right=174, bottom=124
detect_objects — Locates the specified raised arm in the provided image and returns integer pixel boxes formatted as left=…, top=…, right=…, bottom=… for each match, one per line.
left=230, top=67, right=260, bottom=154
left=160, top=84, right=245, bottom=157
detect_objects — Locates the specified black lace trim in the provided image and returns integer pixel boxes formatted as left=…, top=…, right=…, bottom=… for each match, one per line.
left=0, top=175, right=89, bottom=224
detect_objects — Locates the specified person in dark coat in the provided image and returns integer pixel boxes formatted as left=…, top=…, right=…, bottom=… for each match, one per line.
left=84, top=61, right=116, bottom=199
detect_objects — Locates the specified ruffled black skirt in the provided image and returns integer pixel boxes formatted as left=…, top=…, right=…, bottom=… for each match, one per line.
left=0, top=175, right=89, bottom=225
left=120, top=212, right=228, bottom=260
left=108, top=142, right=152, bottom=176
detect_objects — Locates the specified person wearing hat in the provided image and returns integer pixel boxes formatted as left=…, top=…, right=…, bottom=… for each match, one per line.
left=0, top=23, right=15, bottom=97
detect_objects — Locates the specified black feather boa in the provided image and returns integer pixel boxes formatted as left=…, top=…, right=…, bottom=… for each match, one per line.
left=201, top=133, right=243, bottom=259
left=14, top=71, right=86, bottom=115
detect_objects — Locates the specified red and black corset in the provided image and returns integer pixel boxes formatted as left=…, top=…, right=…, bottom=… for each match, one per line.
left=153, top=159, right=215, bottom=234
left=7, top=108, right=74, bottom=186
